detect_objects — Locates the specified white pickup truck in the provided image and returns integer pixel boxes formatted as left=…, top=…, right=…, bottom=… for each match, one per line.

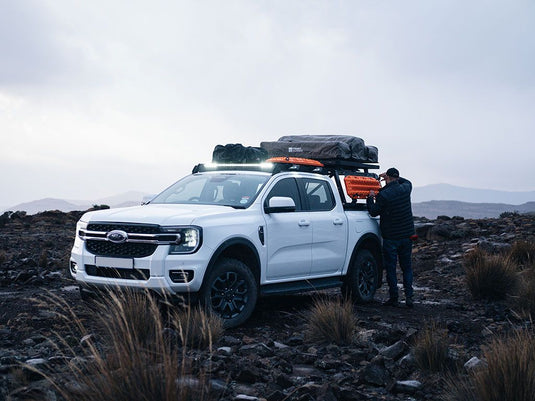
left=70, top=160, right=383, bottom=327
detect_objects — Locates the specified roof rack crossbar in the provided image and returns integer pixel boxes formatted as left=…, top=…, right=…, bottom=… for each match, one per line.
left=192, top=159, right=380, bottom=176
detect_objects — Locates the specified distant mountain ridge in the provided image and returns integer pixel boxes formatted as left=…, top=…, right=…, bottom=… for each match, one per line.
left=412, top=183, right=535, bottom=205
left=412, top=200, right=535, bottom=219
left=2, top=191, right=149, bottom=215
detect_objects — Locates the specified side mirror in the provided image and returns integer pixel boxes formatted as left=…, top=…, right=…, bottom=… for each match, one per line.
left=264, top=196, right=296, bottom=214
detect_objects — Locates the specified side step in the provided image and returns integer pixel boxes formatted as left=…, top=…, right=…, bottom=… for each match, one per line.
left=260, top=276, right=344, bottom=296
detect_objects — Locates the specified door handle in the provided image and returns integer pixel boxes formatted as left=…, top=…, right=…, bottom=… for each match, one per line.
left=333, top=218, right=344, bottom=225
left=298, top=219, right=310, bottom=227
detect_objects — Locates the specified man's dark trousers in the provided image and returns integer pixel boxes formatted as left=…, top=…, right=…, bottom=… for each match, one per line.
left=382, top=238, right=413, bottom=300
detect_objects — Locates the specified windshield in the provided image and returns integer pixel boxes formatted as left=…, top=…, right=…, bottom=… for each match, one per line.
left=150, top=172, right=270, bottom=208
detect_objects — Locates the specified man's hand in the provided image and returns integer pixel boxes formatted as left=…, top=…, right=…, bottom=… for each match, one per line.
left=369, top=190, right=376, bottom=197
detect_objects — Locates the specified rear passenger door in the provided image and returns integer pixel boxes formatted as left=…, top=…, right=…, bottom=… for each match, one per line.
left=299, top=177, right=347, bottom=276
left=263, top=177, right=312, bottom=281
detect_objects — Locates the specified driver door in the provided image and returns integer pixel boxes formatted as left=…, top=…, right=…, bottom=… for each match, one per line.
left=262, top=177, right=312, bottom=281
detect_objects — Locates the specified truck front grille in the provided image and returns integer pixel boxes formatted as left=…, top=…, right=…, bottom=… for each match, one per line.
left=86, top=241, right=157, bottom=258
left=81, top=222, right=179, bottom=258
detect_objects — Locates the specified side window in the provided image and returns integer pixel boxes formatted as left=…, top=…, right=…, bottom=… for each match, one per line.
left=301, top=178, right=335, bottom=211
left=265, top=178, right=302, bottom=211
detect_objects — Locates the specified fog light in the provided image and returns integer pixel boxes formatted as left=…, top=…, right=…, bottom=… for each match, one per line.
left=169, top=270, right=194, bottom=283
left=70, top=261, right=78, bottom=274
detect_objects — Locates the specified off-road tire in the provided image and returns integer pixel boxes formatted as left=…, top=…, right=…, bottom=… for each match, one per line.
left=342, top=249, right=378, bottom=303
left=200, top=258, right=258, bottom=328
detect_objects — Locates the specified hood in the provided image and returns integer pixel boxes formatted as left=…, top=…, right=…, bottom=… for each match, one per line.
left=81, top=203, right=239, bottom=226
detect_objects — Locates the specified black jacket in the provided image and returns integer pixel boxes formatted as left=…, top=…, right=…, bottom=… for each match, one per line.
left=366, top=177, right=415, bottom=240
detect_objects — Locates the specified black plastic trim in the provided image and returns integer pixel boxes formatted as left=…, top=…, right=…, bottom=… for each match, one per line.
left=260, top=277, right=343, bottom=296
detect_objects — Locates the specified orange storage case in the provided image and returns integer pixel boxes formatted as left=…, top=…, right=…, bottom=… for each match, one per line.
left=344, top=175, right=381, bottom=199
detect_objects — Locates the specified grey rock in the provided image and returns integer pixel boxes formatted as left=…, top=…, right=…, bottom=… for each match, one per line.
left=236, top=365, right=268, bottom=383
left=356, top=329, right=376, bottom=344
left=239, top=343, right=274, bottom=357
left=395, top=380, right=422, bottom=393
left=275, top=373, right=293, bottom=388
left=234, top=395, right=262, bottom=401
left=314, top=357, right=342, bottom=370
left=221, top=335, right=241, bottom=346
left=399, top=353, right=416, bottom=368
left=217, top=346, right=233, bottom=356
left=287, top=334, right=304, bottom=345
left=361, top=362, right=388, bottom=386
left=273, top=341, right=288, bottom=349
left=22, top=338, right=36, bottom=346
left=25, top=358, right=47, bottom=366
left=379, top=340, right=406, bottom=360
left=464, top=356, right=487, bottom=371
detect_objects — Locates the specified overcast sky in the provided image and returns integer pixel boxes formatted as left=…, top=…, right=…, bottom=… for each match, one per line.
left=1, top=0, right=534, bottom=208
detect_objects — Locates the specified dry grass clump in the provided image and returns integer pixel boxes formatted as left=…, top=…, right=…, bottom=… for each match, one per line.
left=506, top=240, right=535, bottom=269
left=444, top=330, right=535, bottom=401
left=513, top=266, right=535, bottom=318
left=175, top=306, right=224, bottom=350
left=464, top=253, right=519, bottom=300
left=305, top=297, right=357, bottom=345
left=412, top=321, right=451, bottom=372
left=463, top=246, right=487, bottom=270
left=27, top=288, right=220, bottom=401
left=473, top=330, right=535, bottom=401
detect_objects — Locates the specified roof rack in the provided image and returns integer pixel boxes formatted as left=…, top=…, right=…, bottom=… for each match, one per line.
left=318, top=159, right=379, bottom=173
left=192, top=158, right=380, bottom=207
left=193, top=158, right=378, bottom=175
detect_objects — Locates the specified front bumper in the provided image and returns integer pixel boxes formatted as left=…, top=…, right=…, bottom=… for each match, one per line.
left=70, top=239, right=213, bottom=295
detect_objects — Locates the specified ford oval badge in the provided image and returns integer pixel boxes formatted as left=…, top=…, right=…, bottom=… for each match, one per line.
left=106, top=230, right=128, bottom=244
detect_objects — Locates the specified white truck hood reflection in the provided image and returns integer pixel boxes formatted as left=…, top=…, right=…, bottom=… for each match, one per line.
left=82, top=204, right=240, bottom=226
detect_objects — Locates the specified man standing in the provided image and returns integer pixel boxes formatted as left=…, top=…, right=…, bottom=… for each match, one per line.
left=367, top=168, right=415, bottom=308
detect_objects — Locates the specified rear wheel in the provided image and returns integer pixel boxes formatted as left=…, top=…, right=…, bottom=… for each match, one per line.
left=342, top=249, right=378, bottom=303
left=200, top=258, right=258, bottom=328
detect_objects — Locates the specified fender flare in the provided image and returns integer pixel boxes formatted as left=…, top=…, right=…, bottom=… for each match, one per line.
left=204, top=237, right=261, bottom=286
left=347, top=233, right=383, bottom=279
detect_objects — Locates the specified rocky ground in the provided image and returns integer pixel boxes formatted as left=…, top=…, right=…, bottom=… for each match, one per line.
left=0, top=210, right=534, bottom=400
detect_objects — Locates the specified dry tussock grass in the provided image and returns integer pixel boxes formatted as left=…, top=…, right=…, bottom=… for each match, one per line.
left=444, top=330, right=535, bottom=401
left=305, top=296, right=357, bottom=345
left=23, top=288, right=221, bottom=401
left=506, top=240, right=535, bottom=269
left=174, top=305, right=224, bottom=350
left=412, top=321, right=451, bottom=372
left=512, top=266, right=535, bottom=319
left=465, top=243, right=535, bottom=315
left=464, top=252, right=519, bottom=300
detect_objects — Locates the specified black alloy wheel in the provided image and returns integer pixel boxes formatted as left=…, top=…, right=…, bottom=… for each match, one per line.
left=201, top=258, right=257, bottom=328
left=343, top=249, right=378, bottom=303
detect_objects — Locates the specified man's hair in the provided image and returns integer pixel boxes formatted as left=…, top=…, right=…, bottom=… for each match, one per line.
left=386, top=167, right=399, bottom=178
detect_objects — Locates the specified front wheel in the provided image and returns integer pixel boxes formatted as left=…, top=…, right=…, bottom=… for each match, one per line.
left=342, top=249, right=378, bottom=303
left=200, top=258, right=258, bottom=328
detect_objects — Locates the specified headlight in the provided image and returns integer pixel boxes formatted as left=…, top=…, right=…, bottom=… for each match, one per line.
left=163, top=226, right=202, bottom=254
left=76, top=220, right=88, bottom=240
